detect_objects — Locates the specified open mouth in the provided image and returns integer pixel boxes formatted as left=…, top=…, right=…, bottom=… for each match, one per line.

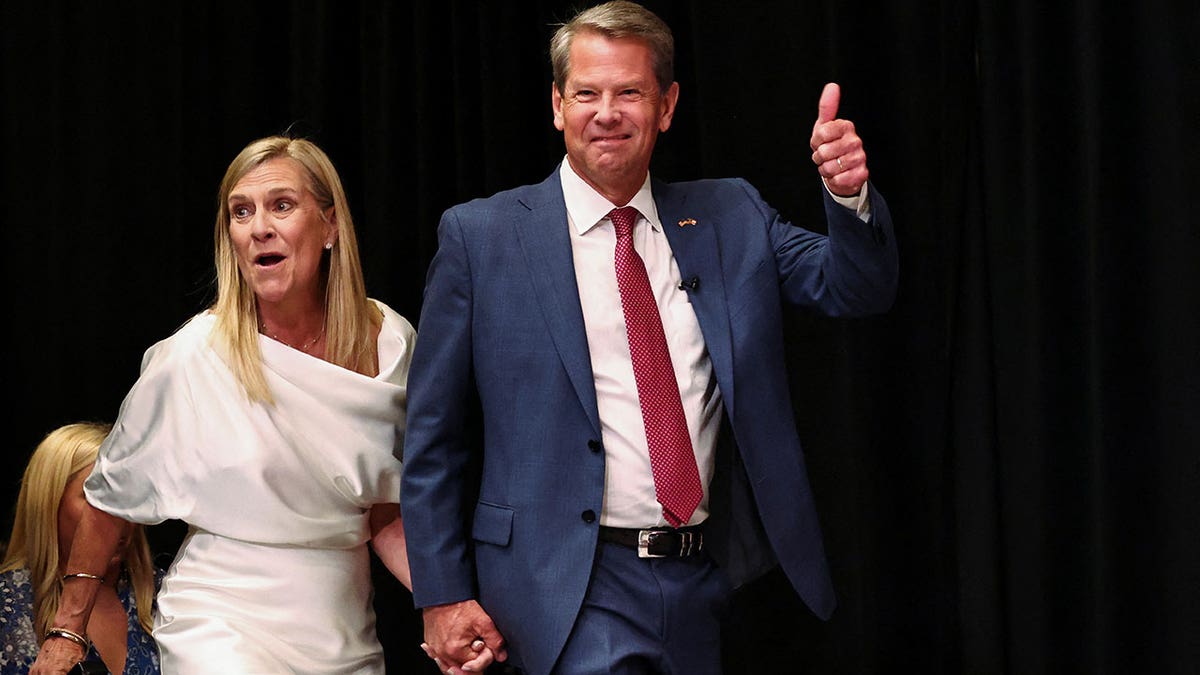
left=256, top=254, right=285, bottom=267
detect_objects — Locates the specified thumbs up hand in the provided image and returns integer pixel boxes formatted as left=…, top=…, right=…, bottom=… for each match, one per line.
left=810, top=82, right=869, bottom=197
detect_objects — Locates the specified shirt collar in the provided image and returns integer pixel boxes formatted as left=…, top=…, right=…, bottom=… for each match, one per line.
left=559, top=157, right=661, bottom=235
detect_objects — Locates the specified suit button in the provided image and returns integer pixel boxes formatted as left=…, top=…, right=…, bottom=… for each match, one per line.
left=587, top=439, right=602, bottom=453
left=581, top=510, right=596, bottom=523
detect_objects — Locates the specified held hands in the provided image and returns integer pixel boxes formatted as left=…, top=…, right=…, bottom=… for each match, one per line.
left=29, top=635, right=86, bottom=675
left=810, top=82, right=869, bottom=197
left=421, top=599, right=507, bottom=674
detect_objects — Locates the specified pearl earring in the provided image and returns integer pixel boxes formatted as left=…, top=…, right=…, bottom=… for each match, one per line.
left=324, top=242, right=333, bottom=250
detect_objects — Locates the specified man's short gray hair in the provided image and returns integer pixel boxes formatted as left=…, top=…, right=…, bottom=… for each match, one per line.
left=550, top=1, right=675, bottom=94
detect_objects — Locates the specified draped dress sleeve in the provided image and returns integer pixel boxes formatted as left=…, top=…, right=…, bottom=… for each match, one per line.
left=80, top=303, right=417, bottom=674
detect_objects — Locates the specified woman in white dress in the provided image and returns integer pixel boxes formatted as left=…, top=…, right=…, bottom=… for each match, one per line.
left=30, top=136, right=495, bottom=674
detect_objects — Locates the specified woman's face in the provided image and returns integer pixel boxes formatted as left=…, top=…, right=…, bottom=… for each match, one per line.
left=226, top=157, right=337, bottom=311
left=57, top=470, right=133, bottom=571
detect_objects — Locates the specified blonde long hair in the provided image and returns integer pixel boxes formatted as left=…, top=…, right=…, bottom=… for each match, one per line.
left=1, top=423, right=156, bottom=639
left=211, top=136, right=380, bottom=402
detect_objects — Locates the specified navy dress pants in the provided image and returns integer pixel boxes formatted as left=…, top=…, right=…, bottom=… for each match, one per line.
left=552, top=540, right=731, bottom=674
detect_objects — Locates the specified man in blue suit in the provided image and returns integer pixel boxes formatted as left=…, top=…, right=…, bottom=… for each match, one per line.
left=402, top=2, right=899, bottom=673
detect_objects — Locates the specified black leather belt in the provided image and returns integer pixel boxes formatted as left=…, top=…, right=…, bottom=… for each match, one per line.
left=597, top=525, right=705, bottom=558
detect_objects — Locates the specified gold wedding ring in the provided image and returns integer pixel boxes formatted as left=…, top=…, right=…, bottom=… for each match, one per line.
left=836, top=156, right=844, bottom=171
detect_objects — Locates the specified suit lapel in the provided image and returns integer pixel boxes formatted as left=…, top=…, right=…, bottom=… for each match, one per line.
left=654, top=180, right=737, bottom=415
left=512, top=171, right=602, bottom=436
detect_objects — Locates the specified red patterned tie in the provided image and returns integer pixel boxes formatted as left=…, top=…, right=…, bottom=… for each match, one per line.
left=609, top=206, right=703, bottom=527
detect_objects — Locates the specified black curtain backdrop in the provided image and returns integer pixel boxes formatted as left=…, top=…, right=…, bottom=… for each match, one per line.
left=3, top=1, right=1197, bottom=673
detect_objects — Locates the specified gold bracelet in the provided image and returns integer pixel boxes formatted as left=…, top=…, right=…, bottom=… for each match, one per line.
left=61, top=572, right=105, bottom=583
left=45, top=627, right=90, bottom=650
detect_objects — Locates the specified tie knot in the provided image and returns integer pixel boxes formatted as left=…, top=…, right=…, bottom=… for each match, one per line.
left=608, top=206, right=640, bottom=238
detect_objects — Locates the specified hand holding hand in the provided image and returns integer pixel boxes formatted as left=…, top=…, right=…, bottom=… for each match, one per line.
left=422, top=640, right=497, bottom=675
left=810, top=82, right=869, bottom=197
left=421, top=599, right=507, bottom=673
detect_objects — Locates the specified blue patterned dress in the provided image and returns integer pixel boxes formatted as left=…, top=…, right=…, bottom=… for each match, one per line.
left=0, top=568, right=161, bottom=675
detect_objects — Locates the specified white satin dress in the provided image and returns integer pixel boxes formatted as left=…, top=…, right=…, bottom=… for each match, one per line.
left=85, top=301, right=413, bottom=674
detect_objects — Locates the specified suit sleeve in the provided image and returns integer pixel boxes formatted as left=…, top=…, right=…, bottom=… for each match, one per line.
left=401, top=207, right=480, bottom=608
left=744, top=178, right=899, bottom=316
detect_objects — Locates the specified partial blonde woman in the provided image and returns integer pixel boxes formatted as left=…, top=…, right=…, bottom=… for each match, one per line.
left=2, top=422, right=161, bottom=675
left=30, top=136, right=466, bottom=674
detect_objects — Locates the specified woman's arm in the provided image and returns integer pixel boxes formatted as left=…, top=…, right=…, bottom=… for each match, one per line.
left=368, top=503, right=411, bottom=590
left=29, top=503, right=125, bottom=675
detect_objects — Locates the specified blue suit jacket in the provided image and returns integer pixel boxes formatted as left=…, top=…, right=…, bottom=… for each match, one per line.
left=401, top=168, right=898, bottom=675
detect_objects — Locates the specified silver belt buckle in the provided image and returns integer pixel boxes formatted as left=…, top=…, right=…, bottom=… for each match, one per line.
left=637, top=529, right=701, bottom=558
left=637, top=529, right=669, bottom=558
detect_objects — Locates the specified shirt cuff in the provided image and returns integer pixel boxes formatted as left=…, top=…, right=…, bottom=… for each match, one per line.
left=824, top=180, right=872, bottom=223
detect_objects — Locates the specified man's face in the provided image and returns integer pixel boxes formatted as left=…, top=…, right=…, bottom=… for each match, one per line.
left=552, top=31, right=679, bottom=203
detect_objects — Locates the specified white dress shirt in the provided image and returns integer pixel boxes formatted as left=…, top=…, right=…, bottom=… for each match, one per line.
left=560, top=160, right=721, bottom=528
